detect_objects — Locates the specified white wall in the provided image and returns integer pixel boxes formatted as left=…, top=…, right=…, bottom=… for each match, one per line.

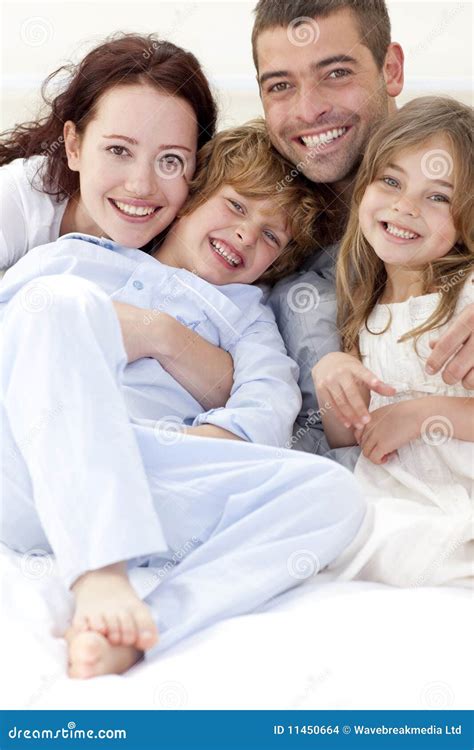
left=1, top=0, right=472, bottom=132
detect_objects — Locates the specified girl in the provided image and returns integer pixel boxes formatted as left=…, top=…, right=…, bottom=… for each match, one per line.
left=312, top=96, right=473, bottom=588
left=0, top=121, right=364, bottom=678
left=0, top=32, right=233, bottom=410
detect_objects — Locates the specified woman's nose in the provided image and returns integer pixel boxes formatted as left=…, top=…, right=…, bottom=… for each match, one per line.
left=124, top=163, right=158, bottom=197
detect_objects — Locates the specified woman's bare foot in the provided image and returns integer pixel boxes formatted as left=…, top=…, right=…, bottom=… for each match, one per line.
left=65, top=628, right=143, bottom=678
left=70, top=562, right=158, bottom=650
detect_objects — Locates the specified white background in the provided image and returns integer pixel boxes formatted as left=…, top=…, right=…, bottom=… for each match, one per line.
left=1, top=1, right=472, bottom=131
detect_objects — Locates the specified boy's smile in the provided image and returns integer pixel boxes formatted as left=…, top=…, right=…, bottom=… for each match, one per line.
left=156, top=185, right=291, bottom=285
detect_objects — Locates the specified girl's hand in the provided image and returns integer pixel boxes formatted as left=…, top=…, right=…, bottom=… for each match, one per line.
left=355, top=401, right=420, bottom=465
left=312, top=352, right=396, bottom=430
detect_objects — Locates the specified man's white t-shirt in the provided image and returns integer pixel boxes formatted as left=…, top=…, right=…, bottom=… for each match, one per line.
left=0, top=155, right=68, bottom=269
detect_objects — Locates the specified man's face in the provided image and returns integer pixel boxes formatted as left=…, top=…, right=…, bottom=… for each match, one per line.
left=256, top=8, right=394, bottom=187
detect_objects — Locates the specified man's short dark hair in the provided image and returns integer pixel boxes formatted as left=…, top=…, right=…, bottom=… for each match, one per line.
left=252, top=0, right=392, bottom=70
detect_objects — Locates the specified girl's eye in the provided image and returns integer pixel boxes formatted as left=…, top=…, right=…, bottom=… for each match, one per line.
left=107, top=145, right=129, bottom=157
left=381, top=176, right=400, bottom=188
left=157, top=154, right=184, bottom=175
left=429, top=194, right=450, bottom=203
left=228, top=199, right=245, bottom=214
left=328, top=69, right=351, bottom=80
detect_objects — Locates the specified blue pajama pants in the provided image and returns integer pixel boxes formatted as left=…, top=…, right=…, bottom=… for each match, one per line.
left=1, top=275, right=365, bottom=654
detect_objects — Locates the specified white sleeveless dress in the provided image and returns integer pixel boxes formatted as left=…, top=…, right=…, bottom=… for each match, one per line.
left=330, top=272, right=474, bottom=587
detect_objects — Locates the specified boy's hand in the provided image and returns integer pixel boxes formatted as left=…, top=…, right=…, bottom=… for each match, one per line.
left=312, top=352, right=396, bottom=430
left=354, top=401, right=420, bottom=465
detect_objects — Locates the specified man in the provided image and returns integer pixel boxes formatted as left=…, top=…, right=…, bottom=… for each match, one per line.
left=252, top=0, right=474, bottom=467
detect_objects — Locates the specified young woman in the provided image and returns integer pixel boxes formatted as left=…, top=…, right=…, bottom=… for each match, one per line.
left=0, top=33, right=233, bottom=408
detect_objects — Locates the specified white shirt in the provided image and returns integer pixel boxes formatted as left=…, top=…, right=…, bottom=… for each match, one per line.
left=0, top=155, right=67, bottom=269
left=0, top=233, right=302, bottom=447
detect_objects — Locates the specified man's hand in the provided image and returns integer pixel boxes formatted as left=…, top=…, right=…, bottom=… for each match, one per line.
left=426, top=302, right=474, bottom=389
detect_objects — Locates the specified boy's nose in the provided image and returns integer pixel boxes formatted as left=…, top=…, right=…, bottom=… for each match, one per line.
left=236, top=223, right=258, bottom=247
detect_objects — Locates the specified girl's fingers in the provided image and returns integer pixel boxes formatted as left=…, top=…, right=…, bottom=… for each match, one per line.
left=324, top=387, right=355, bottom=428
left=355, top=365, right=396, bottom=396
left=331, top=384, right=363, bottom=428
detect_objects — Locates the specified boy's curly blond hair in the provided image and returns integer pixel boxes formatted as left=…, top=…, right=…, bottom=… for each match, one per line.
left=180, top=119, right=331, bottom=284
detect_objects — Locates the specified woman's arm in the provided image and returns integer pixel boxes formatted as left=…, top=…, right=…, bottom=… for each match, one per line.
left=113, top=302, right=233, bottom=411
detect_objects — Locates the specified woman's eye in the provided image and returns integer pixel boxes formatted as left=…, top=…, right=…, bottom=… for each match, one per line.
left=107, top=146, right=129, bottom=157
left=157, top=154, right=184, bottom=175
left=381, top=176, right=400, bottom=188
left=229, top=199, right=245, bottom=213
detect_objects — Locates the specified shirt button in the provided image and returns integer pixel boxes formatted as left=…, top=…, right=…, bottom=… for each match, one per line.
left=133, top=280, right=144, bottom=290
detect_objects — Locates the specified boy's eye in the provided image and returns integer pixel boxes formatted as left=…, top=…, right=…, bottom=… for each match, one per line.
left=381, top=176, right=400, bottom=188
left=263, top=229, right=279, bottom=245
left=107, top=145, right=130, bottom=157
left=157, top=154, right=185, bottom=175
left=228, top=199, right=245, bottom=214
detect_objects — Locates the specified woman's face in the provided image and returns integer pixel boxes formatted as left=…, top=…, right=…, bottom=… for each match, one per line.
left=64, top=84, right=198, bottom=247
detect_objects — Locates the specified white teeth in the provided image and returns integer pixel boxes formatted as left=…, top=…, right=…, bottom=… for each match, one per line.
left=301, top=127, right=347, bottom=148
left=210, top=239, right=242, bottom=267
left=385, top=222, right=419, bottom=240
left=114, top=200, right=156, bottom=216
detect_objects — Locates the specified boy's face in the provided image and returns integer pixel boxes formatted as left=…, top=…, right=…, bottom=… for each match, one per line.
left=256, top=8, right=403, bottom=187
left=157, top=185, right=291, bottom=285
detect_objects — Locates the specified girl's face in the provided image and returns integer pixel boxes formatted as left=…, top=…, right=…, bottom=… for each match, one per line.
left=358, top=135, right=458, bottom=269
left=64, top=84, right=198, bottom=247
left=155, top=184, right=291, bottom=285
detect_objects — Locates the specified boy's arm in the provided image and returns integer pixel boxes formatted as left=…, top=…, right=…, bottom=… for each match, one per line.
left=192, top=311, right=302, bottom=447
left=113, top=302, right=233, bottom=410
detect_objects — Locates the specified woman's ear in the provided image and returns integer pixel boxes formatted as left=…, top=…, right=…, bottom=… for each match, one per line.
left=63, top=121, right=81, bottom=171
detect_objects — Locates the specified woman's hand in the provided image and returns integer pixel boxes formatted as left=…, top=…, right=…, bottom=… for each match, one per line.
left=312, top=351, right=396, bottom=430
left=426, top=302, right=474, bottom=389
left=354, top=401, right=421, bottom=465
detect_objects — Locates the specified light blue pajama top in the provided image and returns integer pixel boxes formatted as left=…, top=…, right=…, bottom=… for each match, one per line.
left=0, top=233, right=301, bottom=447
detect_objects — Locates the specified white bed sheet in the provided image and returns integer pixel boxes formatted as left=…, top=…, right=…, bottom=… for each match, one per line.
left=1, top=544, right=471, bottom=710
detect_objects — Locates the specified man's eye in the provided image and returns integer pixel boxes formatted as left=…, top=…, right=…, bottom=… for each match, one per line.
left=157, top=154, right=184, bottom=174
left=228, top=199, right=245, bottom=213
left=430, top=194, right=450, bottom=203
left=381, top=176, right=400, bottom=188
left=268, top=81, right=290, bottom=93
left=107, top=146, right=129, bottom=157
left=328, top=69, right=351, bottom=79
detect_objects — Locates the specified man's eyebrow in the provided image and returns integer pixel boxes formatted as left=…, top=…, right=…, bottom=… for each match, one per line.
left=102, top=135, right=192, bottom=152
left=386, top=162, right=454, bottom=189
left=259, top=55, right=358, bottom=85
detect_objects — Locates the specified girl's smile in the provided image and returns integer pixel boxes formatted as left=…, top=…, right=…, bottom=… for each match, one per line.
left=359, top=134, right=457, bottom=271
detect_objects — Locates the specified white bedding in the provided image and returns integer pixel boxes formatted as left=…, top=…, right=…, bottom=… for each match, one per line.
left=1, top=543, right=471, bottom=710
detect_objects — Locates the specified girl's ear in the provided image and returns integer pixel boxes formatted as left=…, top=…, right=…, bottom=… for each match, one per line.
left=63, top=121, right=81, bottom=171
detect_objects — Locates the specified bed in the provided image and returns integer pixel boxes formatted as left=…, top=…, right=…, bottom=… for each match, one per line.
left=1, top=543, right=471, bottom=710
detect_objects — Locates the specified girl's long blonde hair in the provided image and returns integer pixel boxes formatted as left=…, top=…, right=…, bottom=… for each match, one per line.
left=337, top=96, right=473, bottom=353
